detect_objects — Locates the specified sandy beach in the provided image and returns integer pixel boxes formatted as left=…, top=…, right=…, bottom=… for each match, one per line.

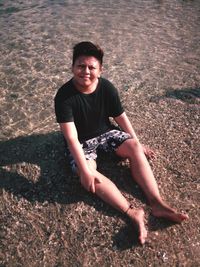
left=0, top=0, right=200, bottom=266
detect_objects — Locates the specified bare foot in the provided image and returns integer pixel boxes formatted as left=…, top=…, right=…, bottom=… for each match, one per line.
left=127, top=208, right=148, bottom=245
left=152, top=202, right=189, bottom=223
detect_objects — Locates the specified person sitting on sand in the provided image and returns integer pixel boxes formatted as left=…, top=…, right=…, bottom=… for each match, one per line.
left=54, top=41, right=188, bottom=244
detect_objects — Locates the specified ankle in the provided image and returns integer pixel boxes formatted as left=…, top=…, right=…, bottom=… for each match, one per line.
left=149, top=196, right=164, bottom=208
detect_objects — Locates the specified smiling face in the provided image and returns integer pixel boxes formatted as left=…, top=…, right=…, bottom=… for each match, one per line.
left=72, top=56, right=102, bottom=94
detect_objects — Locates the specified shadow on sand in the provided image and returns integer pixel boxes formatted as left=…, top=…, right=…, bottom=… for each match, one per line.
left=0, top=131, right=176, bottom=249
left=0, top=131, right=86, bottom=205
left=150, top=87, right=200, bottom=104
left=165, top=87, right=200, bottom=104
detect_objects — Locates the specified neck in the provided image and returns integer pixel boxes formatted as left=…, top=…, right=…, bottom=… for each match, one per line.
left=73, top=78, right=99, bottom=94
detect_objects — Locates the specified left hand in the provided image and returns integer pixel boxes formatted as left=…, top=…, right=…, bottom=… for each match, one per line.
left=142, top=145, right=156, bottom=160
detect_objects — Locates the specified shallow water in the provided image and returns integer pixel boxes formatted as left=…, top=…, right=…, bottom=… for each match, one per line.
left=0, top=0, right=199, bottom=140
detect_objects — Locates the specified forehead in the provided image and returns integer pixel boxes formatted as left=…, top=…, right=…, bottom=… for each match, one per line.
left=74, top=56, right=100, bottom=66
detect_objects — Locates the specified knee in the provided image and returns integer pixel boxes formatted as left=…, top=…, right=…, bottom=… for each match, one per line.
left=87, top=159, right=97, bottom=171
left=125, top=138, right=143, bottom=154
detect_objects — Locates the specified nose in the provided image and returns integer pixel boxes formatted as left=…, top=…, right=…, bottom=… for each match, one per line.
left=83, top=66, right=90, bottom=74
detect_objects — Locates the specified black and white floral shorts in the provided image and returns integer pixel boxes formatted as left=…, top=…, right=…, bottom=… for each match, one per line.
left=66, top=129, right=131, bottom=173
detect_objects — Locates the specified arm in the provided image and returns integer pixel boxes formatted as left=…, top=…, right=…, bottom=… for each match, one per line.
left=59, top=122, right=101, bottom=192
left=114, top=112, right=139, bottom=141
left=114, top=112, right=156, bottom=159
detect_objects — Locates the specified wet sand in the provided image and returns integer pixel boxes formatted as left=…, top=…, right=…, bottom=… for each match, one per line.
left=0, top=0, right=200, bottom=266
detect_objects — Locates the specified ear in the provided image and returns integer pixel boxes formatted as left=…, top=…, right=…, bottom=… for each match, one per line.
left=98, top=65, right=103, bottom=77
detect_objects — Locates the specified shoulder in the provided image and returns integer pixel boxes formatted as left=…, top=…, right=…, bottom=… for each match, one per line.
left=54, top=79, right=76, bottom=102
left=99, top=77, right=118, bottom=93
left=99, top=77, right=119, bottom=97
left=100, top=77, right=116, bottom=88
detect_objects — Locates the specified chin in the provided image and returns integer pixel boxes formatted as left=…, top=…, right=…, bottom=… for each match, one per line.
left=81, top=81, right=91, bottom=87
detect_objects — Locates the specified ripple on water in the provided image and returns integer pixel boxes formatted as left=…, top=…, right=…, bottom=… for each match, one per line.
left=0, top=0, right=199, bottom=139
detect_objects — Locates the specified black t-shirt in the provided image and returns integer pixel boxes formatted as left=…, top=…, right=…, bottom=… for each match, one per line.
left=54, top=77, right=124, bottom=141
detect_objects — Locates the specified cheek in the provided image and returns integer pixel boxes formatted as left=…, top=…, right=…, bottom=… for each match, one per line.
left=73, top=70, right=82, bottom=78
left=91, top=73, right=99, bottom=80
left=94, top=70, right=101, bottom=77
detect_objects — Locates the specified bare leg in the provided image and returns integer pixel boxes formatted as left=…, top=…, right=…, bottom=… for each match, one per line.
left=80, top=160, right=147, bottom=244
left=116, top=139, right=189, bottom=223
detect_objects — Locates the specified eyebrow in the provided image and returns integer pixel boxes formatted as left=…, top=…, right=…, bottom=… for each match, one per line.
left=77, top=63, right=97, bottom=68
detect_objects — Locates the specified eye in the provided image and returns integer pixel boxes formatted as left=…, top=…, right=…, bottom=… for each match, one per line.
left=78, top=64, right=86, bottom=69
left=88, top=66, right=97, bottom=71
left=77, top=64, right=97, bottom=71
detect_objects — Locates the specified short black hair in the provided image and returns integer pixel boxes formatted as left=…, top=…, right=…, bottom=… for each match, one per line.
left=72, top=41, right=104, bottom=65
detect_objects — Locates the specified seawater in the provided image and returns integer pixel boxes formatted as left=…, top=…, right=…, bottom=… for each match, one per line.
left=0, top=0, right=199, bottom=139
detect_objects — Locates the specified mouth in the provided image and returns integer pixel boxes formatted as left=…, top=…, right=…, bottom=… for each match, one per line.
left=81, top=76, right=90, bottom=80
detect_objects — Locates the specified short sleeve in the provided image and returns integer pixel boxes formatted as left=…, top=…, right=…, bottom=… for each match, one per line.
left=54, top=98, right=74, bottom=123
left=104, top=80, right=124, bottom=117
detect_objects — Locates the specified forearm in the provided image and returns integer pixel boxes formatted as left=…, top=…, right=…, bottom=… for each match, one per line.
left=59, top=122, right=90, bottom=175
left=67, top=138, right=90, bottom=174
left=58, top=122, right=101, bottom=193
left=67, top=138, right=102, bottom=193
left=114, top=112, right=139, bottom=141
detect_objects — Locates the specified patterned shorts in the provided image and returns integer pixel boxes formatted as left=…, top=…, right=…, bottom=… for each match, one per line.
left=66, top=129, right=131, bottom=173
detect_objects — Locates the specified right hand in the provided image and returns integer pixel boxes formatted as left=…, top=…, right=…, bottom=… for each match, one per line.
left=80, top=171, right=102, bottom=193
